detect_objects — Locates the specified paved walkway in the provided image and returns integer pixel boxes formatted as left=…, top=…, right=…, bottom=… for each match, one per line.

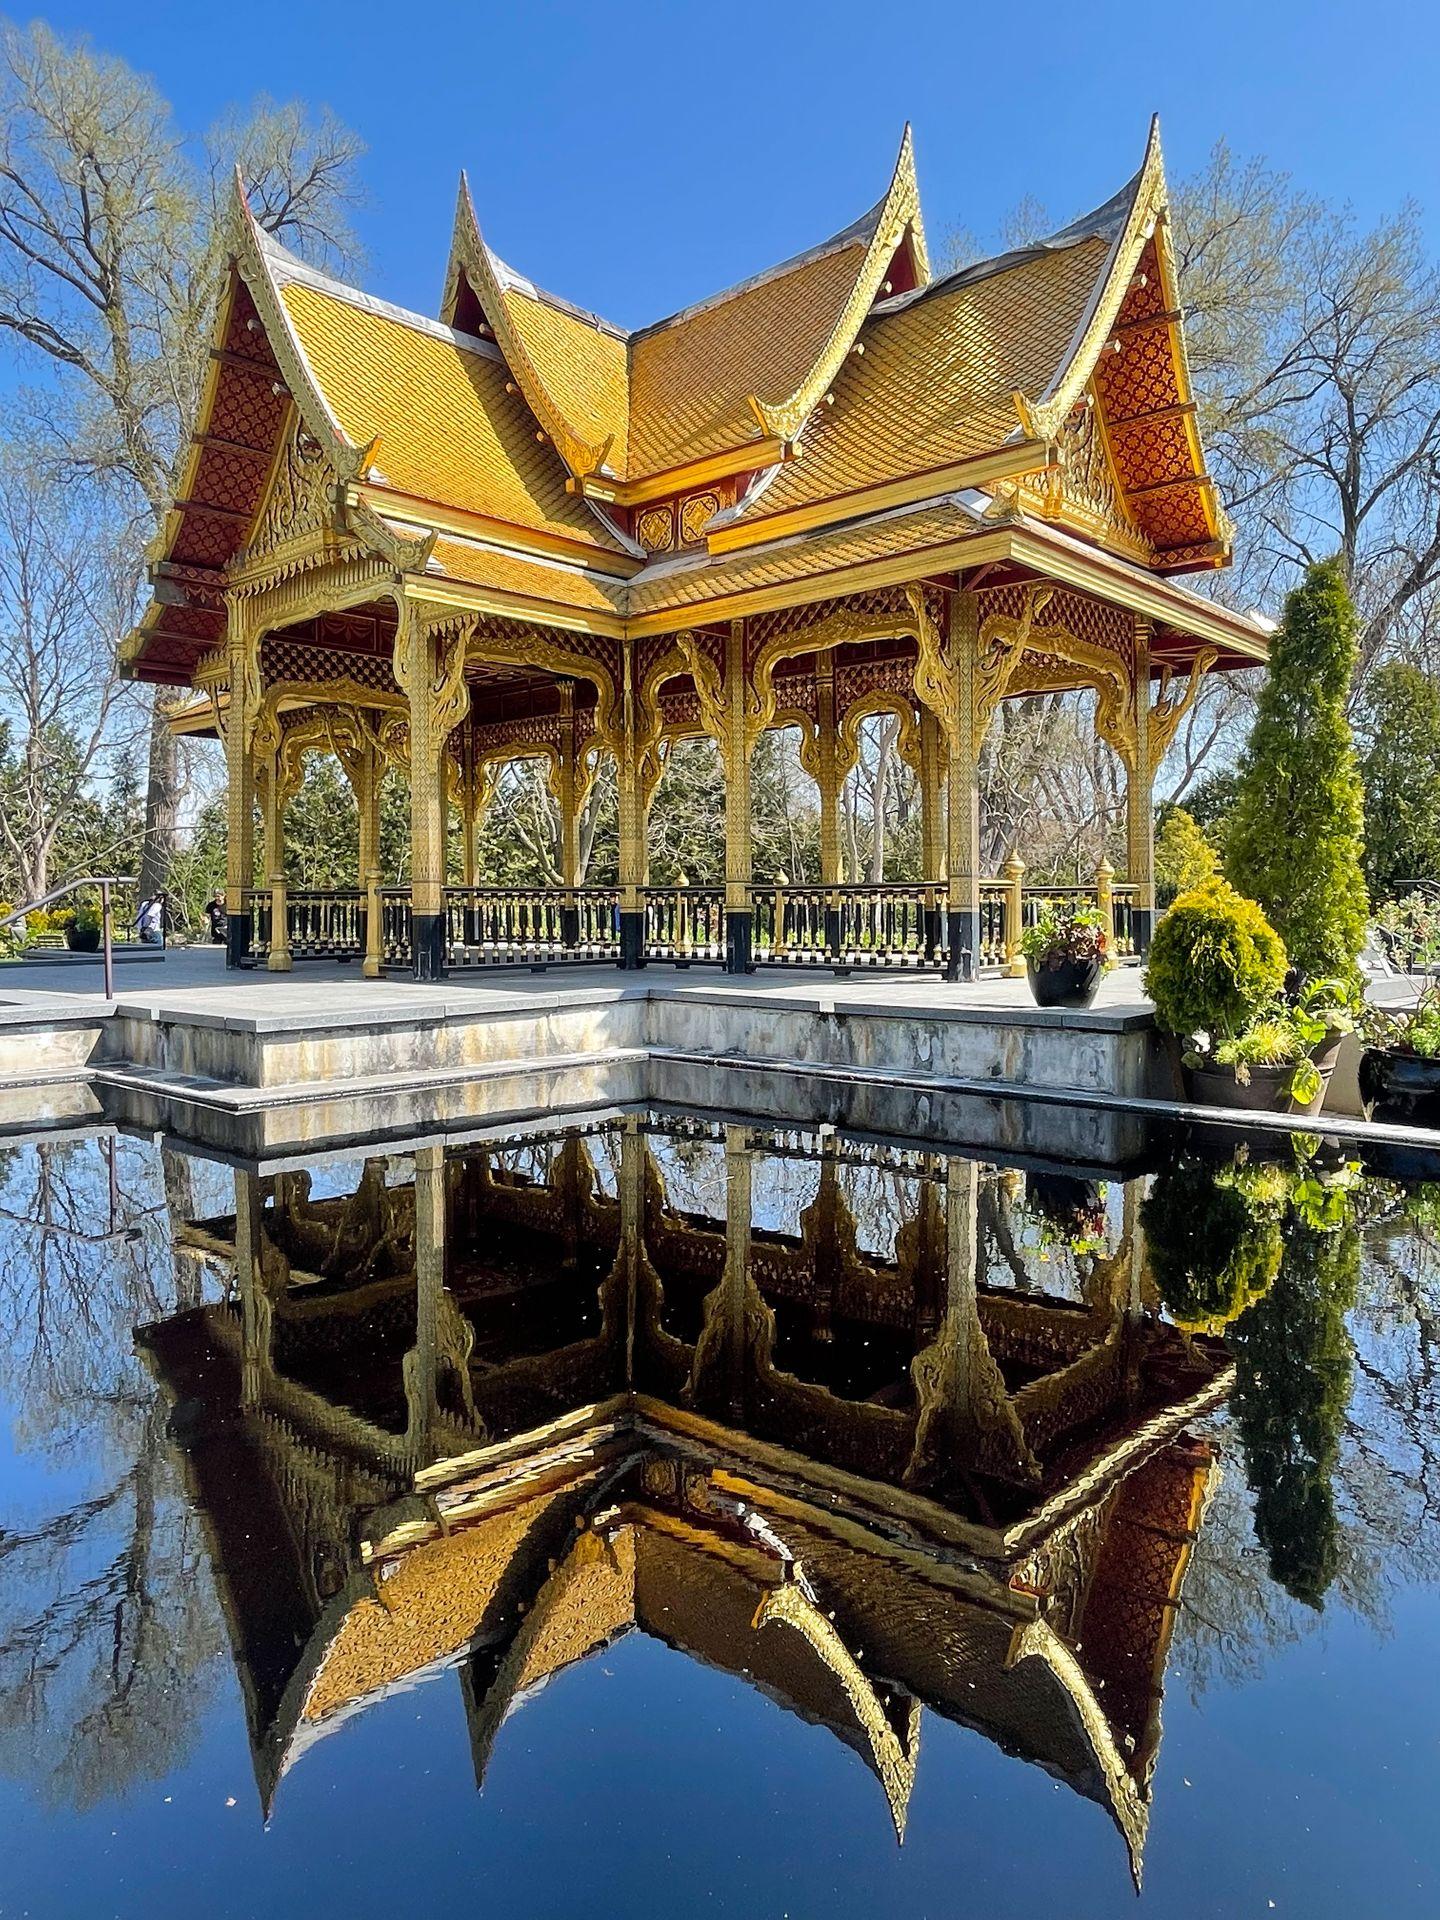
left=0, top=943, right=1160, bottom=1021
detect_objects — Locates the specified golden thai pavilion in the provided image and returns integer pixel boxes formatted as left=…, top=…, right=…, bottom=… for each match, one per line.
left=124, top=120, right=1268, bottom=979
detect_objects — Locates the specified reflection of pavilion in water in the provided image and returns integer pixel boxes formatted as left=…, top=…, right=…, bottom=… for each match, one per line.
left=143, top=1121, right=1230, bottom=1884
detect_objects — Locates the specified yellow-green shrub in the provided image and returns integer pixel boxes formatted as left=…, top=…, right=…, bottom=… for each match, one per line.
left=1145, top=878, right=1288, bottom=1039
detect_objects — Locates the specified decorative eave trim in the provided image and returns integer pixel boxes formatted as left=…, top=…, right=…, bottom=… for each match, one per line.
left=355, top=483, right=641, bottom=576
left=1014, top=118, right=1169, bottom=445
left=706, top=440, right=1053, bottom=556
left=571, top=438, right=792, bottom=507
left=400, top=574, right=627, bottom=640
left=443, top=174, right=611, bottom=480
left=748, top=125, right=928, bottom=444
left=230, top=177, right=434, bottom=579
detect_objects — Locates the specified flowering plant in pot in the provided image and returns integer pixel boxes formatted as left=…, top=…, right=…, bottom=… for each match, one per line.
left=64, top=902, right=103, bottom=952
left=1145, top=880, right=1347, bottom=1115
left=1019, top=902, right=1112, bottom=1009
left=1357, top=984, right=1440, bottom=1126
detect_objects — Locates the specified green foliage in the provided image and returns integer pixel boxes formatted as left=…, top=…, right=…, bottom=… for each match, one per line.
left=1144, top=878, right=1288, bottom=1039
left=1360, top=979, right=1440, bottom=1059
left=1147, top=1141, right=1361, bottom=1608
left=1225, top=558, right=1369, bottom=986
left=1154, top=805, right=1218, bottom=908
left=1359, top=663, right=1440, bottom=897
left=1183, top=769, right=1240, bottom=859
left=1018, top=901, right=1111, bottom=967
left=1143, top=1155, right=1286, bottom=1333
left=1229, top=1200, right=1359, bottom=1608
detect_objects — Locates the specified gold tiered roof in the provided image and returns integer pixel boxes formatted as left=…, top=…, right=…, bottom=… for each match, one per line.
left=125, top=118, right=1269, bottom=685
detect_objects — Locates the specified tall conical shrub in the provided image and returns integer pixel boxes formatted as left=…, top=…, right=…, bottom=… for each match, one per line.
left=1225, top=557, right=1369, bottom=987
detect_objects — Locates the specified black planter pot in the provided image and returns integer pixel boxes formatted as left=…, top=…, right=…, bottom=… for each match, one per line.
left=65, top=928, right=101, bottom=953
left=1184, top=1059, right=1331, bottom=1119
left=1359, top=1046, right=1440, bottom=1128
left=1026, top=954, right=1103, bottom=1010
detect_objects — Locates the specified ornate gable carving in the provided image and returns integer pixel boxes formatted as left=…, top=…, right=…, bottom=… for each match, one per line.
left=1016, top=396, right=1153, bottom=567
left=232, top=418, right=348, bottom=585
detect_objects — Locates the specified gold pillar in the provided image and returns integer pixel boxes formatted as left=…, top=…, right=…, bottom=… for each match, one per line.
left=945, top=590, right=982, bottom=982
left=815, top=658, right=843, bottom=957
left=616, top=638, right=646, bottom=967
left=460, top=727, right=479, bottom=890
left=557, top=681, right=581, bottom=888
left=723, top=619, right=753, bottom=973
left=358, top=737, right=383, bottom=979
left=1002, top=851, right=1026, bottom=977
left=398, top=609, right=468, bottom=980
left=919, top=704, right=945, bottom=960
left=1127, top=615, right=1156, bottom=952
left=223, top=607, right=257, bottom=966
left=259, top=740, right=291, bottom=974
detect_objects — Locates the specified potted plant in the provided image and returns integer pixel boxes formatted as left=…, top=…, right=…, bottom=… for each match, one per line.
left=1019, top=901, right=1112, bottom=1009
left=1357, top=984, right=1440, bottom=1126
left=64, top=902, right=102, bottom=953
left=1145, top=878, right=1347, bottom=1114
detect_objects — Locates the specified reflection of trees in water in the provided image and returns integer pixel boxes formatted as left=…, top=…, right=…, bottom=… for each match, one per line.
left=0, top=1138, right=224, bottom=1809
left=1174, top=1174, right=1440, bottom=1694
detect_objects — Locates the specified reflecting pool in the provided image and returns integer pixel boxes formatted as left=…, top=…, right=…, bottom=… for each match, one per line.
left=1, top=1115, right=1437, bottom=1917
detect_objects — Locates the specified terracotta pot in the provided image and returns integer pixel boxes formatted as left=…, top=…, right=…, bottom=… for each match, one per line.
left=1026, top=955, right=1103, bottom=1010
left=1183, top=1058, right=1332, bottom=1119
left=1358, top=1046, right=1440, bottom=1127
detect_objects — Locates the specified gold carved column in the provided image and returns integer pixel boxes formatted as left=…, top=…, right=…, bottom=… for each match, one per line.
left=397, top=607, right=469, bottom=980
left=357, top=736, right=383, bottom=979
left=222, top=603, right=257, bottom=967
left=257, top=731, right=291, bottom=974
left=1127, top=615, right=1156, bottom=952
left=945, top=591, right=982, bottom=982
left=815, top=657, right=844, bottom=959
left=557, top=680, right=582, bottom=952
left=919, top=705, right=945, bottom=962
left=616, top=638, right=647, bottom=968
left=723, top=620, right=754, bottom=974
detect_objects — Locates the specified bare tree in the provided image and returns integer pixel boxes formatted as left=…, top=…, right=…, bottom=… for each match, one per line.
left=0, top=20, right=365, bottom=898
left=0, top=448, right=144, bottom=900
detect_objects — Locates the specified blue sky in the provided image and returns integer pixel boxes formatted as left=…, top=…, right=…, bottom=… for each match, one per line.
left=27, top=0, right=1440, bottom=327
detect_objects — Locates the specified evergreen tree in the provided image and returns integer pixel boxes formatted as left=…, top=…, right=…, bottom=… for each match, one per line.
left=1358, top=661, right=1440, bottom=899
left=1225, top=557, right=1369, bottom=985
left=1154, top=804, right=1219, bottom=908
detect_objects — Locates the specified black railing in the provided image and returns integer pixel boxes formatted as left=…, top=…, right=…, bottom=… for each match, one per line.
left=381, top=888, right=413, bottom=968
left=225, top=874, right=1142, bottom=976
left=643, top=885, right=726, bottom=962
left=443, top=885, right=620, bottom=966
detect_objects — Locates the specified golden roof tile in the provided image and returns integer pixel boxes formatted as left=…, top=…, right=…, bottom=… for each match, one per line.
left=277, top=278, right=622, bottom=552
left=743, top=239, right=1110, bottom=526
left=425, top=532, right=625, bottom=616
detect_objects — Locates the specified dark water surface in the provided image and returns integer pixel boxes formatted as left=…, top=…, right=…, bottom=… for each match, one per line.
left=1, top=1114, right=1437, bottom=1918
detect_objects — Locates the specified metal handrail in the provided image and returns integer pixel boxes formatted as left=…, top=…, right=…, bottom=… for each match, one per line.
left=0, top=875, right=139, bottom=999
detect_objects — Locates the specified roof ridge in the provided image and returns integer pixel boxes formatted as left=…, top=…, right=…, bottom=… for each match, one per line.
left=873, top=164, right=1141, bottom=319
left=258, top=227, right=505, bottom=361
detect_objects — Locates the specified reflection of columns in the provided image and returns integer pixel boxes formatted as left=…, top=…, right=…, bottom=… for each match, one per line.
left=905, top=1156, right=981, bottom=1483
left=919, top=706, right=944, bottom=960
left=816, top=659, right=843, bottom=955
left=617, top=639, right=646, bottom=968
left=692, top=1124, right=752, bottom=1413
left=223, top=611, right=256, bottom=968
left=618, top=1115, right=644, bottom=1383
left=945, top=590, right=982, bottom=983
left=406, top=1143, right=444, bottom=1469
left=235, top=1169, right=272, bottom=1411
left=1127, top=615, right=1156, bottom=952
left=723, top=620, right=754, bottom=974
